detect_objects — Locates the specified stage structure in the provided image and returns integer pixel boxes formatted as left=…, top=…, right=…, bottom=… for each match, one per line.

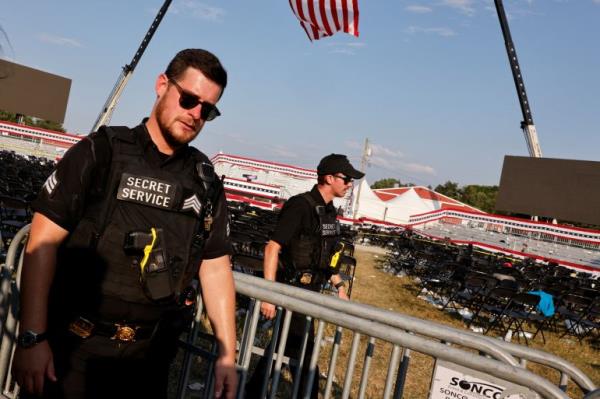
left=496, top=156, right=600, bottom=226
left=0, top=59, right=71, bottom=124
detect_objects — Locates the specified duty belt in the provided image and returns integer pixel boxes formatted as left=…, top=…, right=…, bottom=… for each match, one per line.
left=68, top=317, right=156, bottom=342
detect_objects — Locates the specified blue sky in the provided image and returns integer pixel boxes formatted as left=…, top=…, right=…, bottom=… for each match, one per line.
left=2, top=0, right=599, bottom=187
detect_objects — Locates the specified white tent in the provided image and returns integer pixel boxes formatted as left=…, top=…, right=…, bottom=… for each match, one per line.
left=348, top=179, right=388, bottom=220
left=384, top=187, right=438, bottom=224
left=348, top=182, right=480, bottom=224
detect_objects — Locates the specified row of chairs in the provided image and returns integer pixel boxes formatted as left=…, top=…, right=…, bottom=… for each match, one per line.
left=0, top=150, right=54, bottom=200
left=377, top=234, right=599, bottom=346
left=0, top=150, right=52, bottom=254
left=450, top=276, right=599, bottom=345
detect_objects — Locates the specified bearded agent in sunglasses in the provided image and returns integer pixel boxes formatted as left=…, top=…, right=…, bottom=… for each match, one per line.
left=245, top=154, right=364, bottom=398
left=12, top=49, right=237, bottom=399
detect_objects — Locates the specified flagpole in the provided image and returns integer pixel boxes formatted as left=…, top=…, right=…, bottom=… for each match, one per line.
left=352, top=137, right=370, bottom=220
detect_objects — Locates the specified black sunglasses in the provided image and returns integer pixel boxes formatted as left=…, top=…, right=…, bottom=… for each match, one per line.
left=168, top=78, right=221, bottom=121
left=333, top=174, right=353, bottom=184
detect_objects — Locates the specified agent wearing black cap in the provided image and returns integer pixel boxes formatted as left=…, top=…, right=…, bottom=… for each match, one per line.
left=246, top=154, right=364, bottom=398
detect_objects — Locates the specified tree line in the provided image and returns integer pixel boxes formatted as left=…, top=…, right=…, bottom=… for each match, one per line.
left=0, top=109, right=65, bottom=132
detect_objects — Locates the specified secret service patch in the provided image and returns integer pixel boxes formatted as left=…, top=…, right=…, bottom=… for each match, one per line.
left=116, top=173, right=178, bottom=210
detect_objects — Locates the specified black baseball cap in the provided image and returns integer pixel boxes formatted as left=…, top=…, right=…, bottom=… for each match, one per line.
left=317, top=154, right=365, bottom=179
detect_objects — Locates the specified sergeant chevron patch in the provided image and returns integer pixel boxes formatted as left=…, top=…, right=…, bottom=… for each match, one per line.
left=182, top=194, right=202, bottom=216
left=43, top=171, right=58, bottom=195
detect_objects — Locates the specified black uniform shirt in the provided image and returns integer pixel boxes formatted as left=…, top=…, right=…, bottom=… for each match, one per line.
left=32, top=121, right=233, bottom=260
left=271, top=185, right=335, bottom=247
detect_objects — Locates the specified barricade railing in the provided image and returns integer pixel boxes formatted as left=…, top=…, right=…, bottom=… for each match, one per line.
left=1, top=225, right=598, bottom=398
left=177, top=273, right=596, bottom=398
left=234, top=272, right=597, bottom=394
left=0, top=224, right=29, bottom=399
left=211, top=274, right=595, bottom=399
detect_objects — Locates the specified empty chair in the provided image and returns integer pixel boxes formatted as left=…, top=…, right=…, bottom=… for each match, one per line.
left=469, top=286, right=516, bottom=335
left=416, top=264, right=455, bottom=301
left=501, top=292, right=551, bottom=345
left=556, top=294, right=593, bottom=342
left=443, top=273, right=496, bottom=318
left=559, top=296, right=600, bottom=343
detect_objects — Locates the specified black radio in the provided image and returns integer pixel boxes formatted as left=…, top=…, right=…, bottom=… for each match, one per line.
left=124, top=228, right=173, bottom=301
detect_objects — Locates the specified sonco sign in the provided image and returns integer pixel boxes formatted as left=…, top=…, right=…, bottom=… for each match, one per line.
left=430, top=360, right=539, bottom=399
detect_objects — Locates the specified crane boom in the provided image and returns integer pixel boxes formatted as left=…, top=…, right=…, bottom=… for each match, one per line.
left=494, top=0, right=542, bottom=158
left=91, top=0, right=172, bottom=133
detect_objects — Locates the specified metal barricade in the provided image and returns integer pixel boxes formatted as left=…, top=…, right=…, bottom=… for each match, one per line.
left=234, top=272, right=597, bottom=395
left=177, top=272, right=596, bottom=398
left=0, top=224, right=29, bottom=399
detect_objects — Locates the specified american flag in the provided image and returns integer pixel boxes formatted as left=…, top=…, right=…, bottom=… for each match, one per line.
left=289, top=0, right=360, bottom=41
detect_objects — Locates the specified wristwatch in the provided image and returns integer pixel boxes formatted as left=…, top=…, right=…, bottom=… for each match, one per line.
left=17, top=330, right=48, bottom=349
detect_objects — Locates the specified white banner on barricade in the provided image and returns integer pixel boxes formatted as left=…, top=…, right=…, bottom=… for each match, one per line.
left=429, top=360, right=540, bottom=399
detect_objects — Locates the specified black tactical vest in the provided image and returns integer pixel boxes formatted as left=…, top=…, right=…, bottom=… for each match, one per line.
left=52, top=126, right=216, bottom=322
left=284, top=193, right=340, bottom=288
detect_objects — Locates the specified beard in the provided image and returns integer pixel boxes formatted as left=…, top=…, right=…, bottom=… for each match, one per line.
left=155, top=96, right=200, bottom=148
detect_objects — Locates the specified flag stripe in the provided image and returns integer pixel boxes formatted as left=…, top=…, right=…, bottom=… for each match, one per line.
left=336, top=0, right=346, bottom=35
left=306, top=1, right=320, bottom=39
left=316, top=4, right=330, bottom=39
left=319, top=0, right=333, bottom=36
left=301, top=21, right=315, bottom=41
left=298, top=0, right=318, bottom=40
left=293, top=0, right=305, bottom=23
left=352, top=0, right=359, bottom=36
left=289, top=0, right=359, bottom=41
left=330, top=0, right=341, bottom=31
left=342, top=0, right=349, bottom=34
left=322, top=1, right=339, bottom=36
left=290, top=0, right=314, bottom=40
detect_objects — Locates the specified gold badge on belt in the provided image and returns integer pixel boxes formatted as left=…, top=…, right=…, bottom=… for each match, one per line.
left=299, top=272, right=313, bottom=285
left=112, top=324, right=138, bottom=342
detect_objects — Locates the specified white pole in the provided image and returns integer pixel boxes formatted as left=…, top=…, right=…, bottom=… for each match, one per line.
left=352, top=138, right=370, bottom=220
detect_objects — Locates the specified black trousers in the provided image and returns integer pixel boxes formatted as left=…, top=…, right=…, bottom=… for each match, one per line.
left=246, top=312, right=319, bottom=399
left=21, top=325, right=180, bottom=399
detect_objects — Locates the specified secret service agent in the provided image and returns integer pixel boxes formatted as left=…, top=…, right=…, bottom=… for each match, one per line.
left=12, top=49, right=237, bottom=399
left=246, top=154, right=364, bottom=398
